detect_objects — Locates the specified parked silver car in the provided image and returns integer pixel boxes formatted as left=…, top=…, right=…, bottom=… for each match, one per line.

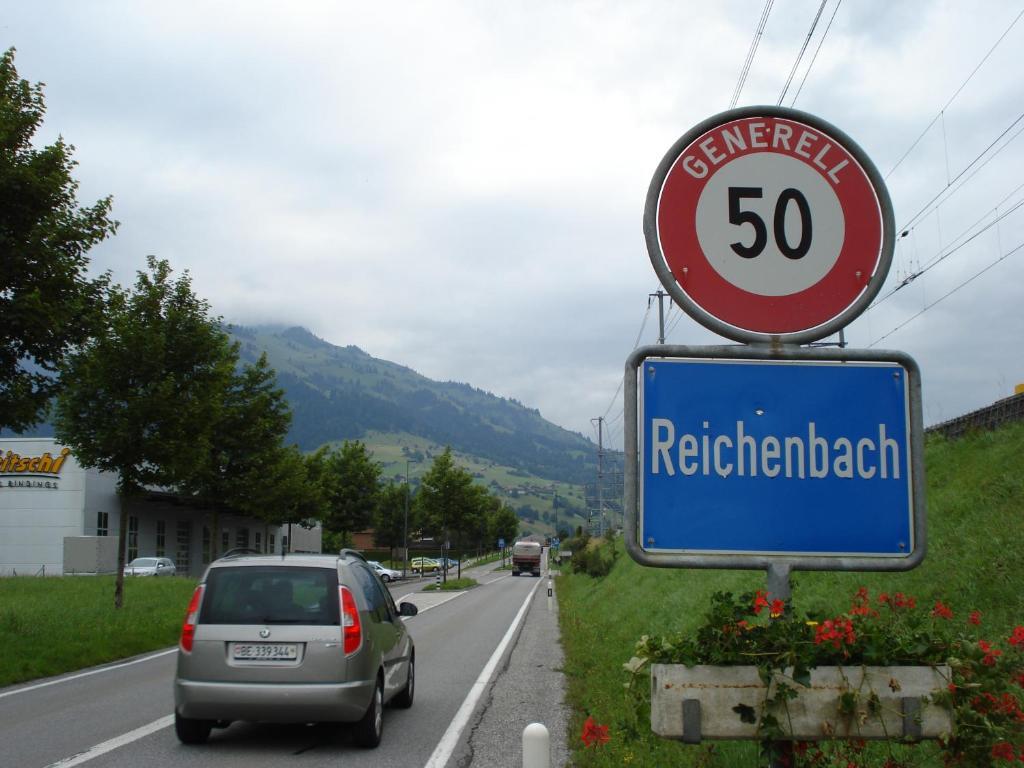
left=367, top=560, right=402, bottom=582
left=173, top=550, right=417, bottom=748
left=125, top=557, right=176, bottom=576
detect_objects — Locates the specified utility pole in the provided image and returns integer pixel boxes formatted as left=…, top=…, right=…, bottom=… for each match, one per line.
left=591, top=416, right=605, bottom=536
left=649, top=290, right=669, bottom=344
left=552, top=489, right=558, bottom=543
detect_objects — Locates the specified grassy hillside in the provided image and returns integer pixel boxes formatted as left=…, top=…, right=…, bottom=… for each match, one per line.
left=229, top=325, right=597, bottom=486
left=359, top=431, right=590, bottom=539
left=557, top=422, right=1024, bottom=766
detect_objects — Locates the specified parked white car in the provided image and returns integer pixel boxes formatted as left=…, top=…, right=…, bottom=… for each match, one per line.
left=125, top=557, right=177, bottom=576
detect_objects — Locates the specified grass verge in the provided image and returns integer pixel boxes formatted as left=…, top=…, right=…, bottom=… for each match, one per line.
left=557, top=423, right=1024, bottom=766
left=423, top=577, right=478, bottom=591
left=0, top=575, right=198, bottom=687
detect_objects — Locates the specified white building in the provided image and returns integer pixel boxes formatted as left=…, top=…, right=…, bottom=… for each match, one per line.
left=0, top=438, right=319, bottom=577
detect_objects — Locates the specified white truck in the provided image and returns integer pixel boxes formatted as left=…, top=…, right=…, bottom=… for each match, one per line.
left=511, top=541, right=542, bottom=577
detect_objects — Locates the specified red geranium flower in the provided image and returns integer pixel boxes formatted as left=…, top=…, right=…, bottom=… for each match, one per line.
left=1009, top=626, right=1024, bottom=647
left=753, top=590, right=769, bottom=615
left=991, top=741, right=1015, bottom=760
left=932, top=601, right=954, bottom=620
left=970, top=610, right=982, bottom=626
left=580, top=715, right=609, bottom=748
left=980, top=640, right=1004, bottom=667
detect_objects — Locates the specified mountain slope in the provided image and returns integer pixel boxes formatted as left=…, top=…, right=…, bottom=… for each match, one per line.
left=228, top=325, right=596, bottom=485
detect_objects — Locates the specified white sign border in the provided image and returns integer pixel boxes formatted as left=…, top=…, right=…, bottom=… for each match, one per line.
left=623, top=344, right=927, bottom=574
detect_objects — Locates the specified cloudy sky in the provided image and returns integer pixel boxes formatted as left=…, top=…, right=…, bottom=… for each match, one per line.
left=6, top=1, right=1023, bottom=447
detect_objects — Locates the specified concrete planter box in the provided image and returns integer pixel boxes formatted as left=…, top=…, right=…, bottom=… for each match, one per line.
left=651, top=664, right=952, bottom=743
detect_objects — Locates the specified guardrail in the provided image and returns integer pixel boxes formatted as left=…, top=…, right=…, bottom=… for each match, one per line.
left=927, top=391, right=1024, bottom=439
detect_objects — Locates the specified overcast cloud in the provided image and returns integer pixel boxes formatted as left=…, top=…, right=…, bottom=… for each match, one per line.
left=6, top=1, right=1023, bottom=447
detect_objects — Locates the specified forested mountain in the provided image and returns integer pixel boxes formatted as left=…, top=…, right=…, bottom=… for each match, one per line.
left=228, top=325, right=596, bottom=485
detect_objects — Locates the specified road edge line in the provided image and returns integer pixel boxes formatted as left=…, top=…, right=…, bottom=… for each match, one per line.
left=422, top=576, right=543, bottom=768
left=0, top=648, right=177, bottom=700
left=44, top=714, right=174, bottom=767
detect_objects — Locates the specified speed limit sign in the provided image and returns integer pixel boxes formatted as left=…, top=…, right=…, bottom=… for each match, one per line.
left=644, top=106, right=894, bottom=344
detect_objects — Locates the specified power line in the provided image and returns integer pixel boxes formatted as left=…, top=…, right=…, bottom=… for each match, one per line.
left=730, top=0, right=775, bottom=108
left=868, top=238, right=1024, bottom=347
left=598, top=290, right=654, bottom=423
left=885, top=6, right=1024, bottom=180
left=868, top=189, right=1024, bottom=311
left=778, top=0, right=828, bottom=106
left=895, top=109, right=1024, bottom=236
left=789, top=0, right=843, bottom=106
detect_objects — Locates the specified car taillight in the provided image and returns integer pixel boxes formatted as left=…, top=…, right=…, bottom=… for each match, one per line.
left=339, top=585, right=362, bottom=655
left=179, top=585, right=204, bottom=653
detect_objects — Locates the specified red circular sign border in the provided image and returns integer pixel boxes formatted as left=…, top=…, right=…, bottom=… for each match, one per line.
left=645, top=107, right=894, bottom=342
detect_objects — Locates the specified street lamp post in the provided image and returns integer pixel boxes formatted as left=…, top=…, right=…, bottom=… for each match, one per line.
left=403, top=460, right=410, bottom=580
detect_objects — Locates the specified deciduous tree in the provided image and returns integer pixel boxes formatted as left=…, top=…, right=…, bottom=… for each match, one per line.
left=321, top=441, right=381, bottom=547
left=373, top=482, right=409, bottom=563
left=54, top=257, right=235, bottom=607
left=181, top=352, right=306, bottom=556
left=0, top=48, right=117, bottom=432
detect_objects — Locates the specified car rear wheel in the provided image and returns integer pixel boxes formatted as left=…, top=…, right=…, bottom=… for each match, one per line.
left=175, top=711, right=212, bottom=744
left=392, top=655, right=414, bottom=709
left=352, top=675, right=383, bottom=748
left=381, top=573, right=391, bottom=582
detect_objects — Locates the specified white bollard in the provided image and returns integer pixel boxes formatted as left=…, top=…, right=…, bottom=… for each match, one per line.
left=522, top=722, right=550, bottom=768
left=547, top=578, right=553, bottom=612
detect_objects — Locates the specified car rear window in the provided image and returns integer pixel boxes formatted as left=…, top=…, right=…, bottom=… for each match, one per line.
left=199, top=566, right=340, bottom=625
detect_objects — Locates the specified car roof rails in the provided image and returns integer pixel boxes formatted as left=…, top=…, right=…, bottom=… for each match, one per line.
left=338, top=548, right=368, bottom=564
left=217, top=547, right=263, bottom=560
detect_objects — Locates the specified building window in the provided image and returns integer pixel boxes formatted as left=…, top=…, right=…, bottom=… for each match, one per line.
left=155, top=520, right=166, bottom=557
left=96, top=511, right=109, bottom=537
left=236, top=528, right=249, bottom=550
left=202, top=526, right=211, bottom=564
left=177, top=521, right=192, bottom=574
left=269, top=533, right=276, bottom=554
left=127, top=516, right=139, bottom=560
left=254, top=531, right=262, bottom=553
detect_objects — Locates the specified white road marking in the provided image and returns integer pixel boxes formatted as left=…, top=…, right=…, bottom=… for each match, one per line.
left=0, top=648, right=177, bottom=700
left=402, top=591, right=466, bottom=614
left=44, top=715, right=174, bottom=767
left=423, top=576, right=543, bottom=768
left=482, top=573, right=512, bottom=585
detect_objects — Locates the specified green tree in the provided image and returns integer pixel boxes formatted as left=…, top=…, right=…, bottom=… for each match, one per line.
left=374, top=482, right=409, bottom=563
left=321, top=441, right=381, bottom=547
left=416, top=447, right=484, bottom=579
left=54, top=257, right=235, bottom=607
left=0, top=48, right=117, bottom=432
left=251, top=444, right=325, bottom=550
left=489, top=502, right=520, bottom=549
left=180, top=352, right=298, bottom=557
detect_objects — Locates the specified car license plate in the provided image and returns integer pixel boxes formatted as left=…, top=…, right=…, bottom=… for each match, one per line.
left=232, top=643, right=298, bottom=661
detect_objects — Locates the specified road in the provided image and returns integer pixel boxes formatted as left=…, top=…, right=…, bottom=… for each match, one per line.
left=0, top=559, right=554, bottom=768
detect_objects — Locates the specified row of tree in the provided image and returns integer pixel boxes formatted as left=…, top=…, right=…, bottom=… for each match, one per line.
left=316, top=443, right=521, bottom=569
left=1, top=48, right=518, bottom=605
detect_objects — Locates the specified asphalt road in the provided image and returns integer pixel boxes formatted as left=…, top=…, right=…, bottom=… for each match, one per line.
left=0, top=559, right=566, bottom=768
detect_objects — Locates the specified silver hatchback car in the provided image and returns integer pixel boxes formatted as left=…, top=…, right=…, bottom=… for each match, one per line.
left=173, top=550, right=417, bottom=748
